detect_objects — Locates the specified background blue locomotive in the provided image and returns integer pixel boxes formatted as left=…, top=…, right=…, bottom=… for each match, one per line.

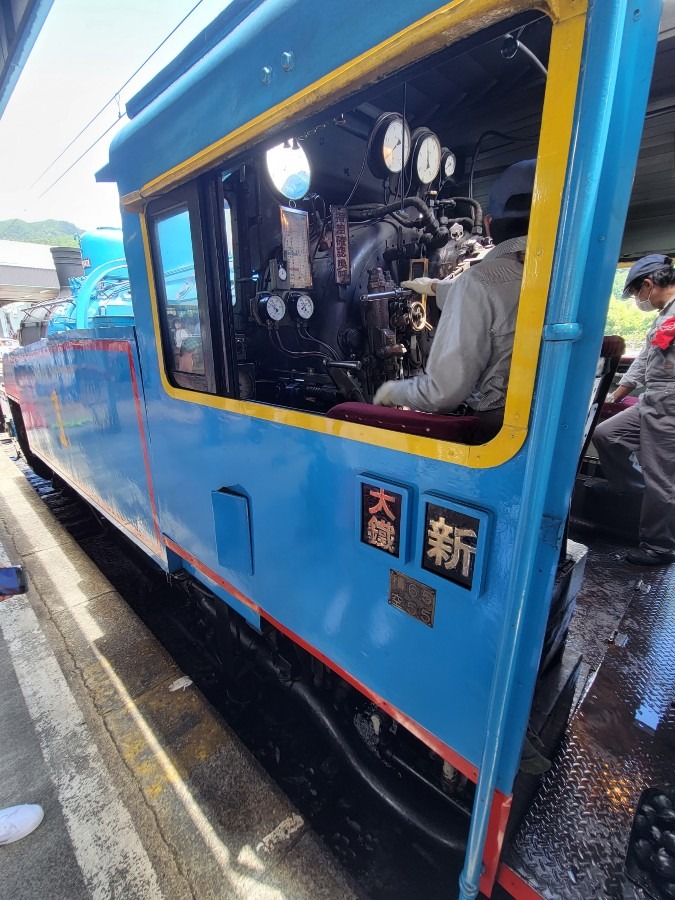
left=3, top=0, right=665, bottom=896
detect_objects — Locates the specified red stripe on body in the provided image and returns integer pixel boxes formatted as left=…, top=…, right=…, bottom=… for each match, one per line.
left=480, top=790, right=512, bottom=896
left=497, top=864, right=545, bottom=900
left=163, top=535, right=480, bottom=782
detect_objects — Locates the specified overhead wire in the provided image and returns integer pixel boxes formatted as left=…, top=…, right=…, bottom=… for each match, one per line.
left=37, top=116, right=123, bottom=199
left=32, top=0, right=209, bottom=193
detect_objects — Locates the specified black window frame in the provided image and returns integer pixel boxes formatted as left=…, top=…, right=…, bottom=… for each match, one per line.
left=148, top=182, right=219, bottom=395
left=202, top=173, right=238, bottom=397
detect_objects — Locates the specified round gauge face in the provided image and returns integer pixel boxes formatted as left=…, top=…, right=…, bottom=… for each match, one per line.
left=382, top=117, right=411, bottom=174
left=414, top=133, right=442, bottom=185
left=258, top=293, right=286, bottom=322
left=442, top=149, right=457, bottom=179
left=291, top=293, right=314, bottom=320
left=367, top=113, right=411, bottom=179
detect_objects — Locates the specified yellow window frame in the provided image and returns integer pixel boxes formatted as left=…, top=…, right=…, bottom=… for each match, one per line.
left=134, top=0, right=588, bottom=468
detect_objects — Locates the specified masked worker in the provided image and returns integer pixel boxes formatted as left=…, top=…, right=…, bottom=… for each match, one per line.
left=373, top=158, right=536, bottom=442
left=593, top=254, right=675, bottom=566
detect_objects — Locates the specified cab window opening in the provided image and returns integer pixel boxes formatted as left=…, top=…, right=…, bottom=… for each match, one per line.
left=150, top=11, right=552, bottom=439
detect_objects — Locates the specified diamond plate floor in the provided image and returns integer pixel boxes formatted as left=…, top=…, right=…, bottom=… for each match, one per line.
left=504, top=555, right=675, bottom=899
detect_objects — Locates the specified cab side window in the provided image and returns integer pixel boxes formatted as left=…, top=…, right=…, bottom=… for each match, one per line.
left=149, top=186, right=217, bottom=393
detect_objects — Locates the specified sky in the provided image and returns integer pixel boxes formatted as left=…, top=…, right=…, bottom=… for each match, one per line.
left=0, top=0, right=233, bottom=231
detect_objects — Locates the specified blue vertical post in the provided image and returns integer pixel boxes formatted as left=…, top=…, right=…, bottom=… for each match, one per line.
left=458, top=1, right=662, bottom=896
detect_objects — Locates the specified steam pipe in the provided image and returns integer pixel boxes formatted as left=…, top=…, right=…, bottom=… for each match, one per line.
left=448, top=197, right=484, bottom=230
left=348, top=197, right=441, bottom=230
left=223, top=614, right=468, bottom=852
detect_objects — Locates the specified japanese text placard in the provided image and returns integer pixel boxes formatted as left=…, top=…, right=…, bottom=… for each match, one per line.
left=360, top=481, right=402, bottom=557
left=422, top=502, right=480, bottom=590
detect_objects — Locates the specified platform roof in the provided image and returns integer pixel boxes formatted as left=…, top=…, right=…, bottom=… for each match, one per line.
left=0, top=239, right=58, bottom=304
left=0, top=0, right=54, bottom=119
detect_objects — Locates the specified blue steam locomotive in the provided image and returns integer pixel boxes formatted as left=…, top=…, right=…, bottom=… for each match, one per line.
left=3, top=1, right=665, bottom=896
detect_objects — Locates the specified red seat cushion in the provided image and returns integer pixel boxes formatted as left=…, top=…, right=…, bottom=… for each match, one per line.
left=599, top=395, right=638, bottom=421
left=327, top=402, right=481, bottom=443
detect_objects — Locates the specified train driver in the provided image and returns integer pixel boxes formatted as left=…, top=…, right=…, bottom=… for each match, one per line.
left=373, top=159, right=536, bottom=442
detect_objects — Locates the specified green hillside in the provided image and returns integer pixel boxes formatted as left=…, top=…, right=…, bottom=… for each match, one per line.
left=0, top=218, right=84, bottom=248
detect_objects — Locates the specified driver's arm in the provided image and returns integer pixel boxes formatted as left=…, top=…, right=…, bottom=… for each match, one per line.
left=375, top=272, right=492, bottom=413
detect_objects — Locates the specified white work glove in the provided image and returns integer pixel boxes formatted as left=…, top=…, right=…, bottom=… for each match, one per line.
left=400, top=277, right=438, bottom=296
left=373, top=381, right=397, bottom=406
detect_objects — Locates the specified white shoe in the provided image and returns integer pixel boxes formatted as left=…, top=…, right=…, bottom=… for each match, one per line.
left=0, top=805, right=44, bottom=845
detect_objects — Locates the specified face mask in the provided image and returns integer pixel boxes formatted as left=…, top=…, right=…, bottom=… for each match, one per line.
left=635, top=287, right=654, bottom=312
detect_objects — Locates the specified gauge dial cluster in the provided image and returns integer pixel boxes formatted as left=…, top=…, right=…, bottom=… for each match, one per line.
left=254, top=290, right=315, bottom=325
left=367, top=112, right=457, bottom=190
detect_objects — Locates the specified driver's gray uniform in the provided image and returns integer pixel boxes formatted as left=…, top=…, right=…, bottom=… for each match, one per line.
left=383, top=237, right=526, bottom=437
left=593, top=296, right=675, bottom=556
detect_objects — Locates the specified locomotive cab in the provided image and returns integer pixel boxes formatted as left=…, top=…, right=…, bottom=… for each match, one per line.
left=142, top=12, right=552, bottom=443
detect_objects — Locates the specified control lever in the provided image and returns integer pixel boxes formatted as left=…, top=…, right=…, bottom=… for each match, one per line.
left=325, top=360, right=366, bottom=403
left=359, top=288, right=413, bottom=302
left=325, top=360, right=362, bottom=371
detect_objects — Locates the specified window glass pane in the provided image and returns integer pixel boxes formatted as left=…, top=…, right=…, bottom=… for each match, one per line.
left=604, top=265, right=651, bottom=352
left=223, top=199, right=237, bottom=305
left=156, top=208, right=205, bottom=375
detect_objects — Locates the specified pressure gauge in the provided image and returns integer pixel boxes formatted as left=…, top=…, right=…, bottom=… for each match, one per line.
left=410, top=129, right=442, bottom=185
left=257, top=292, right=286, bottom=323
left=367, top=113, right=411, bottom=179
left=287, top=291, right=314, bottom=321
left=441, top=148, right=457, bottom=180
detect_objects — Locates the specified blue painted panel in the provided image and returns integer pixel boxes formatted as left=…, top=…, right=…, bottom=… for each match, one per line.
left=7, top=329, right=162, bottom=561
left=211, top=487, right=254, bottom=575
left=80, top=228, right=125, bottom=273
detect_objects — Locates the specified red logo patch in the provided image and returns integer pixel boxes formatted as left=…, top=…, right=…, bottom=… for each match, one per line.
left=651, top=316, right=675, bottom=350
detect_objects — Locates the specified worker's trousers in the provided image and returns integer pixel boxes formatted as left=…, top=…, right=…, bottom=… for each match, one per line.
left=593, top=389, right=675, bottom=555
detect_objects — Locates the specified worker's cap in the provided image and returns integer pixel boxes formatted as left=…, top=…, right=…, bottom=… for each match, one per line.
left=488, top=159, right=536, bottom=219
left=622, top=254, right=672, bottom=297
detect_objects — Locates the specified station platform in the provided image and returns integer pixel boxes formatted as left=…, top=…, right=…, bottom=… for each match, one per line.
left=0, top=446, right=358, bottom=900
